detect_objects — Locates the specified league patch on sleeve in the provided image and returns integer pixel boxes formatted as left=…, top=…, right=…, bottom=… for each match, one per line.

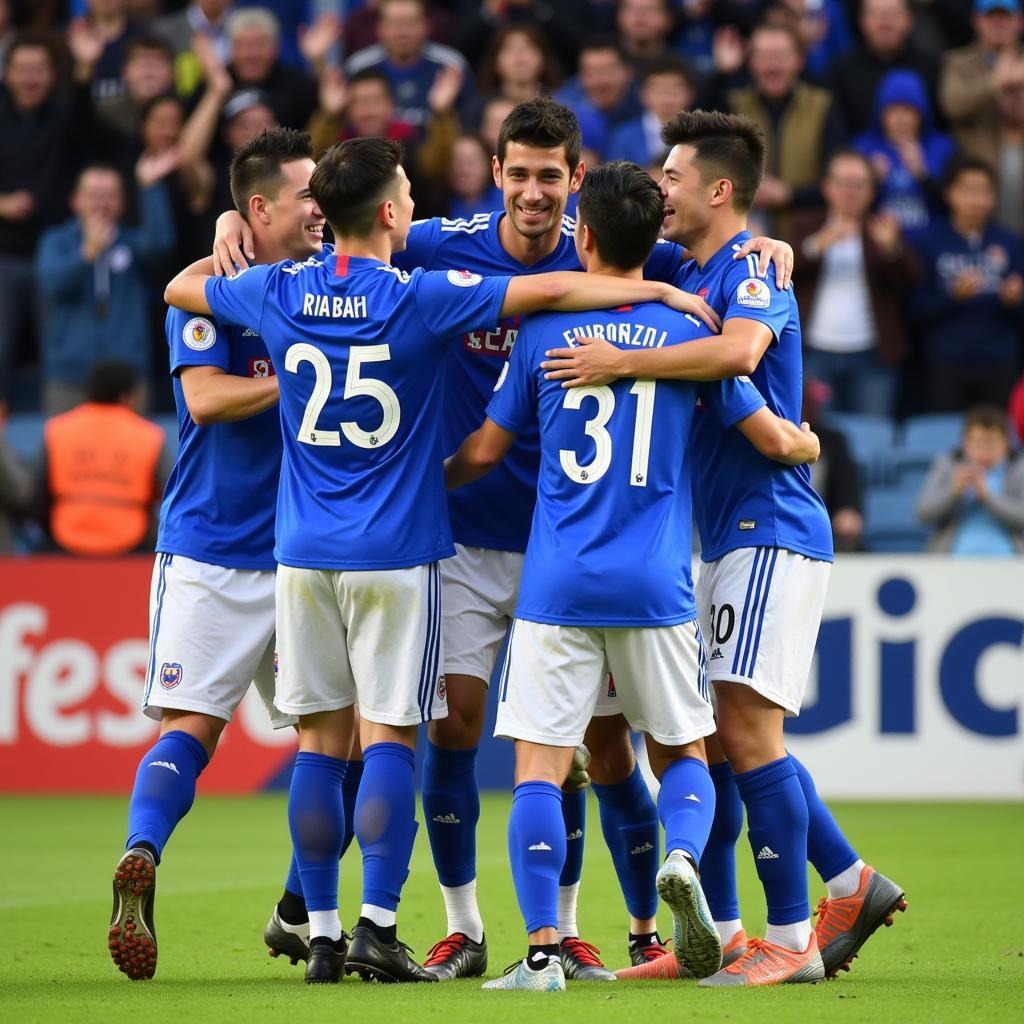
left=183, top=317, right=216, bottom=351
left=736, top=278, right=771, bottom=309
left=447, top=268, right=483, bottom=287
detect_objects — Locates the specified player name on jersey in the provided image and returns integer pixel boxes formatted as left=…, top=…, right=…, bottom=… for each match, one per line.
left=301, top=293, right=368, bottom=318
left=560, top=320, right=669, bottom=348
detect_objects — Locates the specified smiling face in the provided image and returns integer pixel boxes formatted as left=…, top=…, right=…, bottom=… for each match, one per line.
left=658, top=143, right=714, bottom=246
left=494, top=141, right=583, bottom=244
left=262, top=158, right=324, bottom=260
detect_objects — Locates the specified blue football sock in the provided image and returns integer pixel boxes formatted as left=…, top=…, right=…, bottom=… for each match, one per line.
left=734, top=756, right=809, bottom=925
left=421, top=742, right=480, bottom=887
left=340, top=758, right=364, bottom=859
left=509, top=781, right=566, bottom=934
left=592, top=766, right=659, bottom=920
left=283, top=854, right=302, bottom=900
left=788, top=753, right=859, bottom=882
left=559, top=786, right=586, bottom=887
left=125, top=730, right=209, bottom=862
left=356, top=742, right=417, bottom=913
left=658, top=757, right=715, bottom=865
left=288, top=751, right=347, bottom=912
left=699, top=760, right=744, bottom=922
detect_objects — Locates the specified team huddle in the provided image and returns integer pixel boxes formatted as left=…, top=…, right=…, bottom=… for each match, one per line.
left=107, top=98, right=906, bottom=991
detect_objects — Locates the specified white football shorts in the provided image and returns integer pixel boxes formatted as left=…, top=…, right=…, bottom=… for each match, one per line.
left=494, top=617, right=715, bottom=747
left=274, top=562, right=447, bottom=725
left=142, top=553, right=295, bottom=729
left=695, top=546, right=831, bottom=716
left=441, top=543, right=523, bottom=683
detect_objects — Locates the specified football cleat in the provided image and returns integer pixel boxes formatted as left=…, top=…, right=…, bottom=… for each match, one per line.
left=108, top=848, right=158, bottom=981
left=264, top=905, right=310, bottom=965
left=559, top=937, right=617, bottom=981
left=422, top=932, right=488, bottom=979
left=304, top=934, right=347, bottom=984
left=814, top=866, right=907, bottom=977
left=344, top=924, right=438, bottom=983
left=483, top=956, right=566, bottom=992
left=564, top=744, right=592, bottom=792
left=628, top=932, right=669, bottom=967
left=698, top=934, right=825, bottom=987
left=655, top=854, right=722, bottom=979
left=616, top=929, right=748, bottom=980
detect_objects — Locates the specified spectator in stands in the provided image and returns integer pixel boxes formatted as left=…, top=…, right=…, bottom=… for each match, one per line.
left=804, top=380, right=864, bottom=552
left=940, top=0, right=1024, bottom=157
left=345, top=0, right=471, bottom=134
left=95, top=35, right=175, bottom=136
left=616, top=0, right=676, bottom=65
left=343, top=1, right=452, bottom=61
left=793, top=149, right=916, bottom=417
left=1012, top=371, right=1024, bottom=441
left=309, top=67, right=417, bottom=156
left=70, top=0, right=140, bottom=108
left=225, top=6, right=317, bottom=130
left=854, top=69, right=956, bottom=239
left=604, top=54, right=695, bottom=167
left=0, top=0, right=14, bottom=78
left=155, top=0, right=235, bottom=97
left=478, top=94, right=516, bottom=154
left=767, top=0, right=855, bottom=84
left=33, top=361, right=169, bottom=557
left=916, top=403, right=1024, bottom=554
left=0, top=404, right=31, bottom=552
left=910, top=157, right=1024, bottom=412
left=728, top=22, right=845, bottom=238
left=0, top=33, right=94, bottom=406
left=829, top=0, right=940, bottom=137
left=556, top=34, right=642, bottom=156
left=34, top=156, right=175, bottom=414
left=445, top=133, right=503, bottom=219
left=476, top=23, right=562, bottom=106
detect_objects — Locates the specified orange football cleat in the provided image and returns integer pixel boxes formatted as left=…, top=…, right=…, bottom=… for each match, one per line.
left=615, top=929, right=749, bottom=980
left=698, top=933, right=825, bottom=987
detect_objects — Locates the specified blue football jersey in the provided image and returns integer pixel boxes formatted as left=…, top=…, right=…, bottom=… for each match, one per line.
left=393, top=212, right=684, bottom=554
left=487, top=301, right=765, bottom=627
left=205, top=252, right=510, bottom=570
left=156, top=306, right=282, bottom=570
left=678, top=231, right=834, bottom=563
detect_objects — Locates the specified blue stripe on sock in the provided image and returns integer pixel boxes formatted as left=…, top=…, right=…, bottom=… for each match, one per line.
left=143, top=554, right=171, bottom=706
left=739, top=549, right=772, bottom=677
left=731, top=548, right=763, bottom=675
left=746, top=548, right=778, bottom=675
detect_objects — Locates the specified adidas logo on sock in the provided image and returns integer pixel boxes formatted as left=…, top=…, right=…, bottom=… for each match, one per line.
left=756, top=846, right=780, bottom=860
left=710, top=647, right=724, bottom=660
left=566, top=828, right=583, bottom=841
left=148, top=760, right=179, bottom=774
left=631, top=841, right=655, bottom=855
left=528, top=841, right=553, bottom=851
left=685, top=793, right=701, bottom=802
left=432, top=813, right=461, bottom=824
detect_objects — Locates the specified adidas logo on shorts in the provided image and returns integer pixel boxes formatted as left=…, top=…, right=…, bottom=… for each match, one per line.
left=630, top=841, right=655, bottom=855
left=432, top=813, right=461, bottom=824
left=756, top=846, right=780, bottom=860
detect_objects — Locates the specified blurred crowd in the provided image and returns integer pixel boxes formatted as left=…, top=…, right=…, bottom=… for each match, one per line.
left=0, top=0, right=1023, bottom=556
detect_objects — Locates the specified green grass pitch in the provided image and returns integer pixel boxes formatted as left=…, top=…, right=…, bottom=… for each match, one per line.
left=1, top=794, right=1021, bottom=1022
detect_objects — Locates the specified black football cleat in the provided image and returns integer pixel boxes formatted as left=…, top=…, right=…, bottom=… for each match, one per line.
left=559, top=937, right=617, bottom=981
left=304, top=934, right=347, bottom=984
left=344, top=924, right=438, bottom=983
left=108, top=848, right=158, bottom=981
left=422, top=932, right=488, bottom=979
left=265, top=905, right=310, bottom=965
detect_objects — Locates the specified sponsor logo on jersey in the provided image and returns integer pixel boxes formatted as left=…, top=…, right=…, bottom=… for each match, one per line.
left=183, top=317, right=216, bottom=351
left=463, top=323, right=518, bottom=358
left=736, top=277, right=770, bottom=309
left=249, top=357, right=274, bottom=378
left=160, top=662, right=183, bottom=689
left=739, top=519, right=757, bottom=530
left=446, top=268, right=483, bottom=287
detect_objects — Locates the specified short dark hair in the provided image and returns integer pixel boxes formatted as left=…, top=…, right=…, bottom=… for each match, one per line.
left=496, top=96, right=582, bottom=172
left=73, top=162, right=124, bottom=194
left=478, top=24, right=564, bottom=94
left=139, top=92, right=184, bottom=125
left=826, top=148, right=876, bottom=180
left=6, top=31, right=57, bottom=69
left=578, top=33, right=628, bottom=62
left=310, top=136, right=403, bottom=237
left=123, top=34, right=173, bottom=64
left=87, top=361, right=138, bottom=404
left=964, top=404, right=1009, bottom=436
left=661, top=108, right=765, bottom=213
left=348, top=67, right=393, bottom=95
left=943, top=155, right=998, bottom=190
left=577, top=160, right=665, bottom=270
left=229, top=127, right=314, bottom=218
left=639, top=53, right=696, bottom=90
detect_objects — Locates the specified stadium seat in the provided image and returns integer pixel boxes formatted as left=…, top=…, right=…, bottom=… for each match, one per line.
left=822, top=412, right=896, bottom=485
left=862, top=484, right=929, bottom=553
left=901, top=413, right=963, bottom=459
left=4, top=413, right=46, bottom=464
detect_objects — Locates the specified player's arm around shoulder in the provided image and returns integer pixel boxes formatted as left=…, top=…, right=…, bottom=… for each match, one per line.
left=736, top=408, right=820, bottom=465
left=165, top=256, right=217, bottom=314
left=444, top=418, right=517, bottom=490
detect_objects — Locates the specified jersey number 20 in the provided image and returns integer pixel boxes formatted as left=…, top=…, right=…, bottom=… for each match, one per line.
left=559, top=381, right=655, bottom=487
left=286, top=343, right=400, bottom=449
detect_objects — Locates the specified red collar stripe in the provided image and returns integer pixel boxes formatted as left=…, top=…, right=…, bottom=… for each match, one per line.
left=334, top=254, right=350, bottom=277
